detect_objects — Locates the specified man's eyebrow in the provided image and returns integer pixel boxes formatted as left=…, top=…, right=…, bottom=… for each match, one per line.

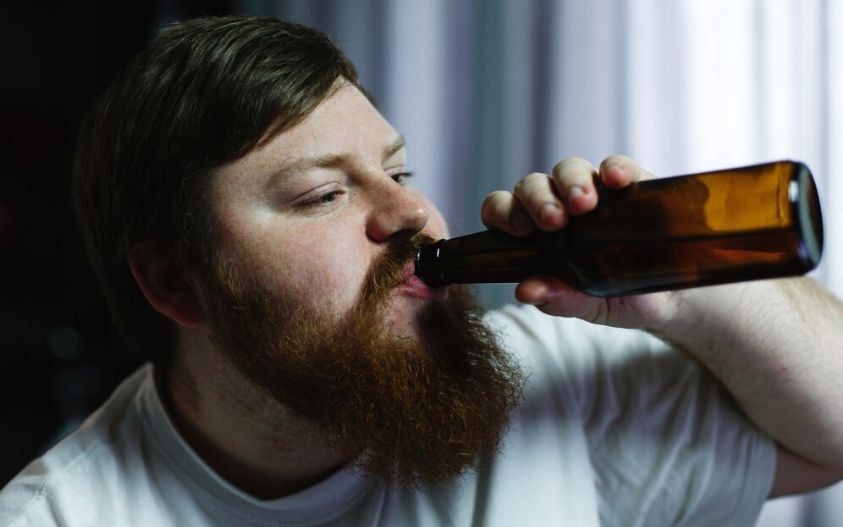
left=267, top=135, right=407, bottom=185
left=384, top=135, right=406, bottom=160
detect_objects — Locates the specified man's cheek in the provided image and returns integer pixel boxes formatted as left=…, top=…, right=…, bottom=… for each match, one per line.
left=292, top=268, right=364, bottom=314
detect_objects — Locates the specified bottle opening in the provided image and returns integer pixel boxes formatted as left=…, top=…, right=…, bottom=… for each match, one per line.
left=414, top=240, right=447, bottom=287
left=793, top=162, right=824, bottom=267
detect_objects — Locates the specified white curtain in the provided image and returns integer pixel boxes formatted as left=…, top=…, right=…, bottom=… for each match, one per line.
left=234, top=1, right=843, bottom=523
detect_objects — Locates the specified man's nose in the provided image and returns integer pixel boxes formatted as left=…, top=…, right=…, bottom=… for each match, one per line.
left=365, top=179, right=429, bottom=242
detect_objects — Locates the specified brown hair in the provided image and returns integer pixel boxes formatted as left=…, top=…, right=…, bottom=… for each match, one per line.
left=72, top=16, right=360, bottom=368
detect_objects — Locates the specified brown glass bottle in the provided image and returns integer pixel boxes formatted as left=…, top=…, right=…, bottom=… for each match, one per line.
left=415, top=160, right=824, bottom=297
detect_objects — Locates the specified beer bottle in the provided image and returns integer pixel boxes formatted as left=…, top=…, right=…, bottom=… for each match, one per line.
left=414, top=160, right=823, bottom=297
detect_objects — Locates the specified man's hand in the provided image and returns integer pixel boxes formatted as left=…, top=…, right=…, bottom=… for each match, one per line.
left=483, top=154, right=843, bottom=496
left=480, top=155, right=674, bottom=330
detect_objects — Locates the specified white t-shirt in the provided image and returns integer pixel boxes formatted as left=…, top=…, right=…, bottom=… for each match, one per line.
left=0, top=305, right=775, bottom=526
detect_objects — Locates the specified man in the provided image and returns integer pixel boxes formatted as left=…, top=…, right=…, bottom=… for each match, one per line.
left=2, top=15, right=842, bottom=526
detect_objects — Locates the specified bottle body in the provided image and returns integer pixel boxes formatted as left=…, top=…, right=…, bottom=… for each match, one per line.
left=415, top=160, right=824, bottom=297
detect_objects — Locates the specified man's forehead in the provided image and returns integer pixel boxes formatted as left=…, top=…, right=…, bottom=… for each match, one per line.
left=258, top=85, right=403, bottom=164
left=218, top=94, right=406, bottom=186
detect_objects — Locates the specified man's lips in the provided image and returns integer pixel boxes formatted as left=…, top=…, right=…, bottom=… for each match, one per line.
left=398, top=261, right=447, bottom=300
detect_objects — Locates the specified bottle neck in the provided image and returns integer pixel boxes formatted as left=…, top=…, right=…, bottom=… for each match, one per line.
left=415, top=230, right=556, bottom=286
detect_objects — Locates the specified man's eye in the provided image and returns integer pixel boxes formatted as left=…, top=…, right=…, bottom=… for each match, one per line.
left=297, top=190, right=345, bottom=209
left=317, top=191, right=342, bottom=203
left=391, top=171, right=414, bottom=185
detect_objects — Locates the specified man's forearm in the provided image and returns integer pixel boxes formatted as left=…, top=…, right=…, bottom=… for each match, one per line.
left=652, top=277, right=843, bottom=469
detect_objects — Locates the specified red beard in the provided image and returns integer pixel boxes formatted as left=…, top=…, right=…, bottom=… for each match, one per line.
left=201, top=233, right=524, bottom=487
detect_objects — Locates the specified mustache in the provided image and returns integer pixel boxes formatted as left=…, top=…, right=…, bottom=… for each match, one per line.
left=360, top=232, right=439, bottom=304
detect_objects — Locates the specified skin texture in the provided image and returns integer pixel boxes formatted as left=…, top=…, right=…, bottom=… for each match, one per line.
left=129, top=83, right=843, bottom=500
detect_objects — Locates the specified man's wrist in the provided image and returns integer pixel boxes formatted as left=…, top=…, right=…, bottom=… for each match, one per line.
left=642, top=282, right=756, bottom=354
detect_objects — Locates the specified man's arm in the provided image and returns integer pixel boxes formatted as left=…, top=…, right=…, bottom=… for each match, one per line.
left=655, top=277, right=843, bottom=497
left=772, top=443, right=843, bottom=497
left=480, top=155, right=843, bottom=496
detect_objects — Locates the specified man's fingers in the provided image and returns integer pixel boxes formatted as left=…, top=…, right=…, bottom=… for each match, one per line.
left=511, top=172, right=566, bottom=231
left=551, top=158, right=599, bottom=215
left=480, top=190, right=535, bottom=236
left=482, top=156, right=656, bottom=238
left=514, top=275, right=595, bottom=318
left=598, top=154, right=651, bottom=188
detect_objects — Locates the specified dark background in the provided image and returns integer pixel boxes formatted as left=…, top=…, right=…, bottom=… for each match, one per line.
left=0, top=0, right=231, bottom=487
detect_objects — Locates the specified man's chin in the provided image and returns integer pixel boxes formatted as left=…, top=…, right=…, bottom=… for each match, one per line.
left=384, top=290, right=452, bottom=343
left=382, top=290, right=432, bottom=342
left=382, top=305, right=425, bottom=344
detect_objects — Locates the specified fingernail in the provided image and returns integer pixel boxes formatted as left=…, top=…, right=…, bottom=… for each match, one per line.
left=606, top=164, right=624, bottom=181
left=567, top=186, right=584, bottom=203
left=540, top=203, right=561, bottom=224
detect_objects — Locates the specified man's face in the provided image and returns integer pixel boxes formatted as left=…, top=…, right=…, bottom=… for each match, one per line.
left=209, top=83, right=447, bottom=337
left=198, top=83, right=522, bottom=487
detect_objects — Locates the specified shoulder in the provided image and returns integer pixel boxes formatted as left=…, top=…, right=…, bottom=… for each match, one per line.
left=484, top=303, right=670, bottom=378
left=0, top=367, right=152, bottom=526
left=485, top=303, right=665, bottom=351
left=484, top=304, right=677, bottom=423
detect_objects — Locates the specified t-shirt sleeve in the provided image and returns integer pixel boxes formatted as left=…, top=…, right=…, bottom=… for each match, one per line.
left=0, top=462, right=62, bottom=527
left=487, top=304, right=776, bottom=527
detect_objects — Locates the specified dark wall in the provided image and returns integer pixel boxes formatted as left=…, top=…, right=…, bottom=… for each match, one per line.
left=0, top=0, right=230, bottom=487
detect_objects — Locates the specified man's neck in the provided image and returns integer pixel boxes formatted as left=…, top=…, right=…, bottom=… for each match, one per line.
left=154, top=347, right=349, bottom=499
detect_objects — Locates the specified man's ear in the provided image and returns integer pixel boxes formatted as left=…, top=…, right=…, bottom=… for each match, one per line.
left=128, top=242, right=204, bottom=328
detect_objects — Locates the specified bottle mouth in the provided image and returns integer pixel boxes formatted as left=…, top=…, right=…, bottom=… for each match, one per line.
left=414, top=239, right=447, bottom=287
left=790, top=162, right=824, bottom=268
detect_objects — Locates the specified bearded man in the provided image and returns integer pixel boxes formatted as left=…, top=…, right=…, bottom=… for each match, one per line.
left=2, top=15, right=843, bottom=527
